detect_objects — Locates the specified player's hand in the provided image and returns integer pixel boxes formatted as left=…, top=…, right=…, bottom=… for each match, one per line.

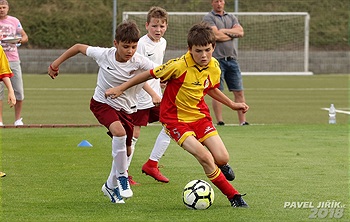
left=105, top=87, right=123, bottom=99
left=7, top=93, right=16, bottom=108
left=48, top=64, right=59, bottom=79
left=233, top=102, right=249, bottom=113
left=152, top=94, right=161, bottom=106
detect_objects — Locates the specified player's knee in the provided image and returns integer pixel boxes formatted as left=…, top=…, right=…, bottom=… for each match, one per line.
left=214, top=151, right=230, bottom=166
left=109, top=122, right=126, bottom=137
left=197, top=152, right=215, bottom=166
left=109, top=128, right=126, bottom=137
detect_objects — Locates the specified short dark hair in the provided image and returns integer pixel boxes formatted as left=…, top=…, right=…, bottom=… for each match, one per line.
left=187, top=22, right=216, bottom=49
left=115, top=20, right=140, bottom=43
left=147, top=6, right=168, bottom=24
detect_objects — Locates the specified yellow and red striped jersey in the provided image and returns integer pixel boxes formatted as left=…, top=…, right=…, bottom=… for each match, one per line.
left=0, top=45, right=13, bottom=80
left=151, top=51, right=221, bottom=123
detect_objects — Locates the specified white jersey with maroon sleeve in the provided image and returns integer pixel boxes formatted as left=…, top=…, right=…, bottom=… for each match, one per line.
left=87, top=46, right=156, bottom=114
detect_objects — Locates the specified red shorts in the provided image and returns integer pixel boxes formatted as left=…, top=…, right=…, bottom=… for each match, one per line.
left=90, top=98, right=134, bottom=146
left=131, top=106, right=160, bottom=126
left=163, top=117, right=218, bottom=146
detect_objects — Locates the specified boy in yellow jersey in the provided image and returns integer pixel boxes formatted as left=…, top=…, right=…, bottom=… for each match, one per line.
left=105, top=22, right=249, bottom=207
left=0, top=44, right=16, bottom=177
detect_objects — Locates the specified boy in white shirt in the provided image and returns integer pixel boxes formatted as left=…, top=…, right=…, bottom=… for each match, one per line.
left=127, top=6, right=171, bottom=184
left=48, top=20, right=158, bottom=204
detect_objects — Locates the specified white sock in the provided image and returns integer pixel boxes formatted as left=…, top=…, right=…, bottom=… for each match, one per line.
left=127, top=137, right=138, bottom=169
left=107, top=160, right=118, bottom=188
left=107, top=135, right=128, bottom=188
left=149, top=127, right=171, bottom=162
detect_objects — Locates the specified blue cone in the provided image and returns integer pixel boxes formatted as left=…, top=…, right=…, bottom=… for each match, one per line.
left=78, top=140, right=93, bottom=147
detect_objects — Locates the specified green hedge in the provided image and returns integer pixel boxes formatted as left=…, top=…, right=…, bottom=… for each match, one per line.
left=8, top=0, right=349, bottom=49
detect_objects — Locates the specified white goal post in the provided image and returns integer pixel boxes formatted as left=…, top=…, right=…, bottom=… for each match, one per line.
left=123, top=12, right=312, bottom=75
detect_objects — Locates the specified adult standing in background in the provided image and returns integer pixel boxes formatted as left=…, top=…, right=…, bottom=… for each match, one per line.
left=203, top=0, right=249, bottom=126
left=0, top=0, right=28, bottom=126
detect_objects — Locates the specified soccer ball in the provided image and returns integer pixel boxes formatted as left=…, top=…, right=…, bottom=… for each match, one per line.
left=183, top=179, right=214, bottom=210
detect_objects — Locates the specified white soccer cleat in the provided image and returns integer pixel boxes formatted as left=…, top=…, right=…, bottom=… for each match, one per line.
left=101, top=183, right=125, bottom=204
left=14, top=118, right=23, bottom=126
left=117, top=176, right=133, bottom=199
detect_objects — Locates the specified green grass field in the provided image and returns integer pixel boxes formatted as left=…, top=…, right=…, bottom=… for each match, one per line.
left=0, top=74, right=349, bottom=221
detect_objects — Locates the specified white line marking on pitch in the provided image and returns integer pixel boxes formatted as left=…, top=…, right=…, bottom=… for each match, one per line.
left=321, top=108, right=350, bottom=115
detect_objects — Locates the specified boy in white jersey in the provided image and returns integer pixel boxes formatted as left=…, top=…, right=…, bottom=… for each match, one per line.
left=47, top=20, right=158, bottom=204
left=127, top=6, right=171, bottom=184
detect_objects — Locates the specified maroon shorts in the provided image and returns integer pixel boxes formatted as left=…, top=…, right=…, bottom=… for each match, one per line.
left=131, top=106, right=160, bottom=126
left=163, top=116, right=218, bottom=146
left=90, top=98, right=134, bottom=146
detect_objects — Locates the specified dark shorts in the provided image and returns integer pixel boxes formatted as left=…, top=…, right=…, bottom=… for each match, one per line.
left=163, top=117, right=218, bottom=146
left=218, top=59, right=243, bottom=91
left=90, top=98, right=134, bottom=146
left=131, top=106, right=160, bottom=126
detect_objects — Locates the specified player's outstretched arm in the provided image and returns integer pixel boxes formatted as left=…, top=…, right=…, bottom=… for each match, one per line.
left=48, top=44, right=89, bottom=79
left=105, top=70, right=153, bottom=99
left=207, top=88, right=249, bottom=113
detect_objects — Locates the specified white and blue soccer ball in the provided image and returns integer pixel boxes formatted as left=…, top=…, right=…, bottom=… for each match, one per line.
left=183, top=179, right=214, bottom=210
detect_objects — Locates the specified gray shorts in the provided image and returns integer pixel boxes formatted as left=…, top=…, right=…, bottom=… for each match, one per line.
left=0, top=61, right=24, bottom=100
left=217, top=59, right=243, bottom=92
